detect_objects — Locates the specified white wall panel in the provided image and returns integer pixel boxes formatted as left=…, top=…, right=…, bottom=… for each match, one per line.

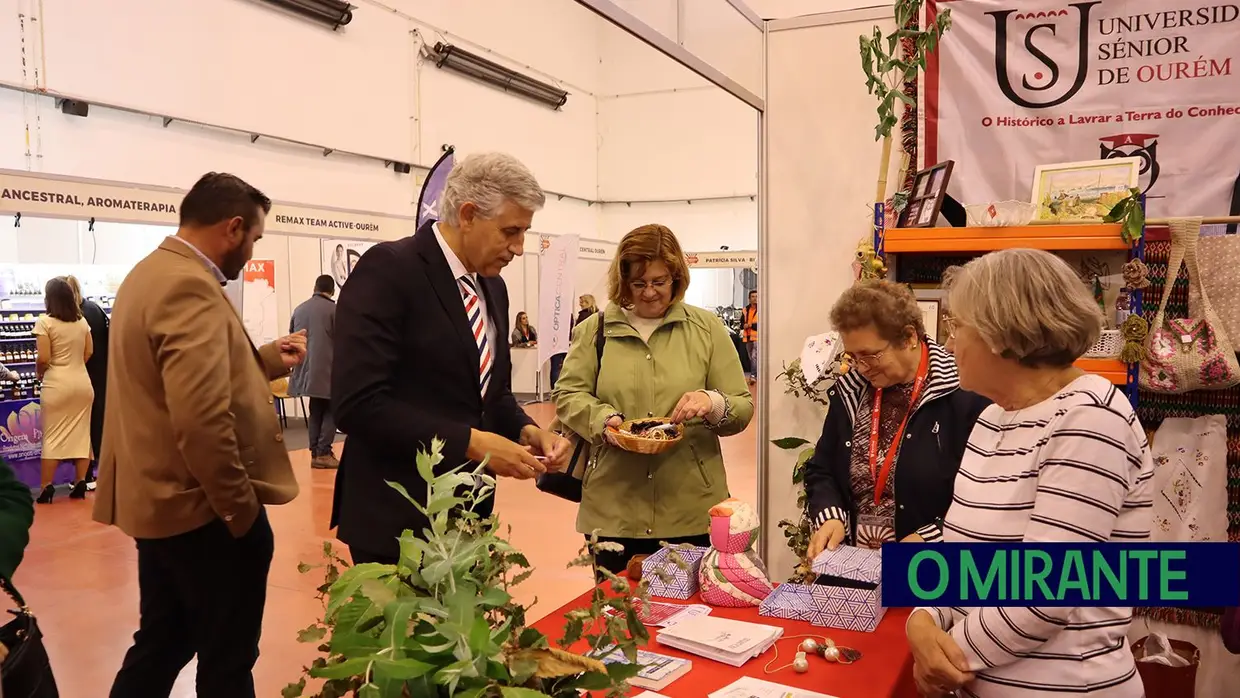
left=600, top=199, right=756, bottom=250
left=598, top=89, right=757, bottom=200
left=748, top=0, right=890, bottom=18
left=763, top=17, right=895, bottom=578
left=36, top=0, right=413, bottom=160
left=681, top=0, right=763, bottom=96
left=598, top=16, right=707, bottom=95
left=0, top=90, right=415, bottom=221
left=418, top=67, right=597, bottom=201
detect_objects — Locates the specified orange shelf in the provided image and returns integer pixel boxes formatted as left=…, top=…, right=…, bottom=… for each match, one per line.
left=1075, top=358, right=1129, bottom=385
left=884, top=224, right=1130, bottom=253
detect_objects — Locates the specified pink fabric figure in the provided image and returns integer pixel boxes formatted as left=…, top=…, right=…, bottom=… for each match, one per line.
left=698, top=498, right=775, bottom=607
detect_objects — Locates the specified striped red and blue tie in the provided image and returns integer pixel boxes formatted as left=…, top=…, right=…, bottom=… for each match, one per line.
left=458, top=275, right=492, bottom=398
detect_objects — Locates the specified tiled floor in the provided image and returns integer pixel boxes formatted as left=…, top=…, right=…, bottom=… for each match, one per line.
left=13, top=401, right=758, bottom=697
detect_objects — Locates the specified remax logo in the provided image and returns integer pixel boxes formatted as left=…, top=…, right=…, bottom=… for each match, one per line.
left=987, top=1, right=1101, bottom=109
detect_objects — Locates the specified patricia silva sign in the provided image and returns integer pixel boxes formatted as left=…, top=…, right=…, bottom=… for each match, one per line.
left=880, top=542, right=1240, bottom=607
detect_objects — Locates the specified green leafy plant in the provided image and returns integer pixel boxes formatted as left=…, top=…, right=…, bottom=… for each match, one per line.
left=1103, top=187, right=1146, bottom=244
left=283, top=438, right=654, bottom=698
left=860, top=0, right=952, bottom=205
left=772, top=356, right=837, bottom=583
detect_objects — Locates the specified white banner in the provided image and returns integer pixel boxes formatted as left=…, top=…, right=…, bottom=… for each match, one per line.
left=929, top=0, right=1240, bottom=219
left=537, top=233, right=581, bottom=367
left=0, top=169, right=413, bottom=239
left=685, top=251, right=759, bottom=269
left=321, top=239, right=377, bottom=289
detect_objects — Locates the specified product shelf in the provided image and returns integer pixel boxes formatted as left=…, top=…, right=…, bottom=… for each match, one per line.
left=884, top=223, right=1130, bottom=253
left=1073, top=358, right=1129, bottom=385
left=874, top=208, right=1145, bottom=408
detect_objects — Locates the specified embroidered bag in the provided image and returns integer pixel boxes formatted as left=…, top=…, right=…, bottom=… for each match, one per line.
left=1140, top=217, right=1240, bottom=393
left=1189, top=176, right=1240, bottom=344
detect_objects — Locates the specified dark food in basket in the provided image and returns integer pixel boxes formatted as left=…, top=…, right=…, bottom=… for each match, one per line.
left=624, top=420, right=682, bottom=440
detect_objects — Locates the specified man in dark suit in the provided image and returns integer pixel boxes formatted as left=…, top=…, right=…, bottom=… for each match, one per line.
left=331, top=152, right=570, bottom=565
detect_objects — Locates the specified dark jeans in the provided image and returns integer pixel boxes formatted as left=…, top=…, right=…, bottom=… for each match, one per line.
left=549, top=353, right=567, bottom=391
left=591, top=534, right=712, bottom=581
left=307, top=397, right=335, bottom=457
left=109, top=509, right=274, bottom=698
left=350, top=546, right=397, bottom=566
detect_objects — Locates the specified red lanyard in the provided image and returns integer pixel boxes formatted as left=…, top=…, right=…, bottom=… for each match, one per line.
left=867, top=341, right=929, bottom=506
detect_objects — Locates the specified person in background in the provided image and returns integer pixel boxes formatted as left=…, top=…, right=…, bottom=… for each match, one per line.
left=741, top=289, right=758, bottom=383
left=510, top=311, right=537, bottom=347
left=289, top=274, right=338, bottom=469
left=803, top=280, right=987, bottom=556
left=34, top=277, right=95, bottom=504
left=575, top=294, right=599, bottom=327
left=553, top=224, right=753, bottom=575
left=330, top=152, right=570, bottom=566
left=95, top=173, right=307, bottom=698
left=0, top=455, right=35, bottom=672
left=0, top=362, right=18, bottom=383
left=905, top=249, right=1152, bottom=698
left=64, top=274, right=109, bottom=485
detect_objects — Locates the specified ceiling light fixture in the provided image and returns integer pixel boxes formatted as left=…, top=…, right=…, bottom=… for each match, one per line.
left=256, top=0, right=353, bottom=30
left=428, top=42, right=568, bottom=110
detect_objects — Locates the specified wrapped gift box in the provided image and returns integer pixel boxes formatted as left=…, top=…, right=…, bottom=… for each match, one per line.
left=758, top=545, right=886, bottom=632
left=642, top=546, right=708, bottom=600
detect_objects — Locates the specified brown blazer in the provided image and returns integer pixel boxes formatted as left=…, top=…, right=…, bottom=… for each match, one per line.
left=93, top=238, right=298, bottom=539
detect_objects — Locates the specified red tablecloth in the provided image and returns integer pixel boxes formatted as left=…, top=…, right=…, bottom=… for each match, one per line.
left=531, top=585, right=919, bottom=698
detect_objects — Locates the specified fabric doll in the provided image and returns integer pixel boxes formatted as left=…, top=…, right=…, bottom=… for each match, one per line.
left=698, top=498, right=775, bottom=607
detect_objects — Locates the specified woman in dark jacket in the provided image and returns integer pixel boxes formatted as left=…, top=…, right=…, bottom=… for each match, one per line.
left=804, top=280, right=988, bottom=556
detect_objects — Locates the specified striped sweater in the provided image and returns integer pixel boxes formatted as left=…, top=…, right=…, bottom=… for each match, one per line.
left=915, top=374, right=1154, bottom=697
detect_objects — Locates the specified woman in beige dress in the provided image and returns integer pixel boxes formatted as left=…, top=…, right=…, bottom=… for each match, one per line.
left=34, top=277, right=94, bottom=504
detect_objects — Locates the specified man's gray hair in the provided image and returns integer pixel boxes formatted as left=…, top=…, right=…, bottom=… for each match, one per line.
left=439, top=152, right=546, bottom=226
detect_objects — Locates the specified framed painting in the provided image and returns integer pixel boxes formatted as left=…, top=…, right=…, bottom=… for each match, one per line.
left=1031, top=157, right=1140, bottom=223
left=898, top=161, right=955, bottom=228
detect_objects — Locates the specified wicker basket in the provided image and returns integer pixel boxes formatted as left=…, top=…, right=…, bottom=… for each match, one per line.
left=1084, top=329, right=1123, bottom=358
left=608, top=418, right=683, bottom=455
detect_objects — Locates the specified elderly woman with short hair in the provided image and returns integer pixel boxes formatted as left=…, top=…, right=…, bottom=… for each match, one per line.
left=553, top=224, right=753, bottom=574
left=906, top=248, right=1153, bottom=698
left=803, top=280, right=988, bottom=557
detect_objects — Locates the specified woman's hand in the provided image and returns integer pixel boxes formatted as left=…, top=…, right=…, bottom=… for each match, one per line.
left=807, top=519, right=846, bottom=558
left=907, top=611, right=974, bottom=696
left=901, top=532, right=925, bottom=543
left=603, top=415, right=623, bottom=446
left=670, top=391, right=712, bottom=424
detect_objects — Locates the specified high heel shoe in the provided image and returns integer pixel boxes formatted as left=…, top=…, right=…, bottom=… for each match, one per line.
left=36, top=484, right=55, bottom=504
left=69, top=480, right=88, bottom=500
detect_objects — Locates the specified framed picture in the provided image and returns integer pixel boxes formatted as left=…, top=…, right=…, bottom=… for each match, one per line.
left=898, top=160, right=955, bottom=229
left=1031, top=157, right=1140, bottom=223
left=913, top=288, right=946, bottom=343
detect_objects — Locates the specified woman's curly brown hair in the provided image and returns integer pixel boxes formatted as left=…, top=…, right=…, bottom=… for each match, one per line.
left=829, top=279, right=925, bottom=345
left=607, top=224, right=691, bottom=308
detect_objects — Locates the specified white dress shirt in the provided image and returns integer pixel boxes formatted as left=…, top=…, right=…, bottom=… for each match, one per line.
left=433, top=222, right=499, bottom=358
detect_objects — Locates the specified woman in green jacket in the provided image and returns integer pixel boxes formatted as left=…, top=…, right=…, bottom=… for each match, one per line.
left=553, top=224, right=754, bottom=574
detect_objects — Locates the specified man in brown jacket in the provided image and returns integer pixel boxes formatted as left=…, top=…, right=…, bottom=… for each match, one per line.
left=94, top=173, right=307, bottom=698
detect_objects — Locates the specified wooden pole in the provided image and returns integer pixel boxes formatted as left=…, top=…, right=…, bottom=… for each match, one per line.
left=1146, top=216, right=1240, bottom=225
left=873, top=134, right=894, bottom=205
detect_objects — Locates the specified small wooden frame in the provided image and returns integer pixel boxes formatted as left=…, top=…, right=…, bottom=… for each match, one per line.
left=899, top=160, right=954, bottom=228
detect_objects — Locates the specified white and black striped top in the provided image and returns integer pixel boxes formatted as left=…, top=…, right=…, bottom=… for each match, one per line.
left=915, top=374, right=1154, bottom=697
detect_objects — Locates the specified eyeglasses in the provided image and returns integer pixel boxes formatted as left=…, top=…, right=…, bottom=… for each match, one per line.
left=842, top=342, right=892, bottom=370
left=630, top=277, right=672, bottom=292
left=942, top=314, right=958, bottom=339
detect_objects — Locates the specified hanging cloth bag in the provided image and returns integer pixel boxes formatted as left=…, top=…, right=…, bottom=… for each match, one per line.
left=1140, top=217, right=1240, bottom=393
left=1190, top=171, right=1240, bottom=344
